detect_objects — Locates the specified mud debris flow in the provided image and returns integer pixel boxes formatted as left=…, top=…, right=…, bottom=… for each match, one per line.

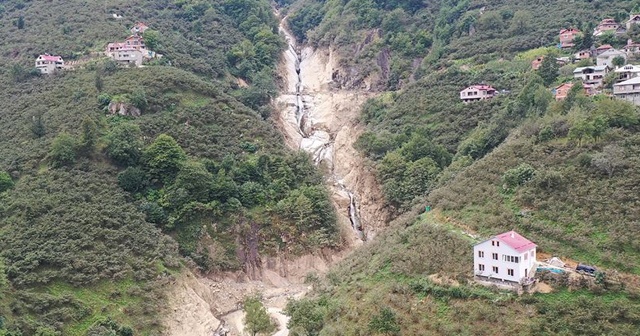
left=278, top=17, right=366, bottom=240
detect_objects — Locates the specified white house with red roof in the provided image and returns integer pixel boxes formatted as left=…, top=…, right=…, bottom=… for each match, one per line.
left=473, top=231, right=537, bottom=284
left=460, top=84, right=497, bottom=103
left=35, top=54, right=65, bottom=74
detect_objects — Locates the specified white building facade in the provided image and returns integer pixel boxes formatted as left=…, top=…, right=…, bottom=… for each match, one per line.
left=473, top=231, right=537, bottom=284
left=35, top=54, right=64, bottom=74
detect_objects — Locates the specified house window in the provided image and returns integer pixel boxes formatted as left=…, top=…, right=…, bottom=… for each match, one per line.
left=524, top=254, right=528, bottom=260
left=492, top=241, right=495, bottom=246
left=492, top=266, right=499, bottom=274
left=478, top=251, right=484, bottom=258
left=496, top=241, right=500, bottom=247
left=492, top=253, right=498, bottom=260
left=530, top=251, right=534, bottom=257
left=479, top=264, right=485, bottom=271
left=508, top=269, right=514, bottom=276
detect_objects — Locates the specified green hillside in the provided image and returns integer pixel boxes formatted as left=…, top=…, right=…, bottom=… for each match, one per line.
left=280, top=0, right=640, bottom=335
left=0, top=0, right=337, bottom=335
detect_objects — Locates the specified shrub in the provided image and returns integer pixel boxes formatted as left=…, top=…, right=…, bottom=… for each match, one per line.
left=502, top=163, right=536, bottom=189
left=49, top=132, right=78, bottom=168
left=143, top=134, right=187, bottom=183
left=0, top=172, right=14, bottom=193
left=117, top=167, right=147, bottom=192
left=105, top=124, right=144, bottom=166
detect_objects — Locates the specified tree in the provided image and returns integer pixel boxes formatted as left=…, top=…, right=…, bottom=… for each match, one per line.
left=143, top=30, right=160, bottom=50
left=0, top=172, right=13, bottom=193
left=502, top=163, right=536, bottom=190
left=118, top=167, right=147, bottom=192
left=508, top=10, right=532, bottom=36
left=612, top=55, right=626, bottom=67
left=591, top=144, right=626, bottom=178
left=143, top=134, right=187, bottom=183
left=173, top=161, right=213, bottom=202
left=538, top=54, right=559, bottom=86
left=243, top=295, right=275, bottom=336
left=15, top=16, right=24, bottom=29
left=79, top=117, right=98, bottom=156
left=49, top=132, right=78, bottom=167
left=130, top=89, right=148, bottom=112
left=105, top=123, right=144, bottom=166
left=285, top=298, right=326, bottom=336
left=368, top=307, right=401, bottom=335
left=31, top=114, right=46, bottom=138
left=95, top=72, right=104, bottom=92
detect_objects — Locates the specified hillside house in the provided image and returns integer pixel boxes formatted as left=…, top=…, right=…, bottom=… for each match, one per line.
left=597, top=49, right=627, bottom=67
left=553, top=82, right=574, bottom=101
left=595, top=44, right=614, bottom=55
left=625, top=39, right=640, bottom=55
left=574, top=49, right=592, bottom=61
left=35, top=54, right=64, bottom=74
left=112, top=48, right=144, bottom=66
left=105, top=34, right=150, bottom=66
left=593, top=18, right=622, bottom=36
left=573, top=65, right=609, bottom=88
left=613, top=77, right=640, bottom=105
left=124, top=35, right=145, bottom=50
left=460, top=85, right=496, bottom=103
left=131, top=22, right=149, bottom=35
left=626, top=14, right=640, bottom=29
left=473, top=231, right=537, bottom=285
left=559, top=28, right=580, bottom=49
left=531, top=56, right=544, bottom=70
left=614, top=64, right=640, bottom=81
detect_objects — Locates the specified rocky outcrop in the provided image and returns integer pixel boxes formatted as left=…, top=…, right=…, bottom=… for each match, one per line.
left=107, top=101, right=141, bottom=117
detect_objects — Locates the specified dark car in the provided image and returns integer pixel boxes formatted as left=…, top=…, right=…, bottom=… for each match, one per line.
left=576, top=263, right=597, bottom=275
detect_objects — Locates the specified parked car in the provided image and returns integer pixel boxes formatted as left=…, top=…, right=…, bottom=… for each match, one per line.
left=576, top=263, right=597, bottom=276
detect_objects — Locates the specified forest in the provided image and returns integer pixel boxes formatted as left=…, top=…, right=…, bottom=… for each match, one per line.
left=0, top=0, right=337, bottom=335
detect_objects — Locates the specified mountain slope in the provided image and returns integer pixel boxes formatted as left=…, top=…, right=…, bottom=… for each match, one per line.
left=0, top=0, right=339, bottom=335
left=279, top=0, right=640, bottom=335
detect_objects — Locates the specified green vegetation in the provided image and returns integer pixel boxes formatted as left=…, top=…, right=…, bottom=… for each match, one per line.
left=278, top=0, right=640, bottom=334
left=0, top=0, right=336, bottom=334
left=285, top=216, right=640, bottom=335
left=243, top=295, right=276, bottom=336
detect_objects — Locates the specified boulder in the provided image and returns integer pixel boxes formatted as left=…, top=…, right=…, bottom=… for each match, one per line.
left=107, top=101, right=141, bottom=117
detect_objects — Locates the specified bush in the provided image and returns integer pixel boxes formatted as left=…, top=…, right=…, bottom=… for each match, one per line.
left=117, top=167, right=147, bottom=192
left=502, top=163, right=536, bottom=189
left=49, top=132, right=78, bottom=168
left=0, top=172, right=14, bottom=193
left=105, top=124, right=144, bottom=166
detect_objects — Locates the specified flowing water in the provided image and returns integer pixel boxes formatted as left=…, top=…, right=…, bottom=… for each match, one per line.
left=278, top=17, right=365, bottom=240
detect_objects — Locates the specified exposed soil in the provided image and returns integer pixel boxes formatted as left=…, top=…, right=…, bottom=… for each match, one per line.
left=162, top=13, right=391, bottom=336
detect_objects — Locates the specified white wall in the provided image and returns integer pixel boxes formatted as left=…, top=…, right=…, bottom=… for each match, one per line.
left=473, top=239, right=536, bottom=282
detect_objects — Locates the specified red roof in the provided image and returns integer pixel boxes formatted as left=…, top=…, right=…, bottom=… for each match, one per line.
left=496, top=231, right=536, bottom=253
left=560, top=28, right=580, bottom=35
left=597, top=44, right=613, bottom=50
left=38, top=54, right=62, bottom=61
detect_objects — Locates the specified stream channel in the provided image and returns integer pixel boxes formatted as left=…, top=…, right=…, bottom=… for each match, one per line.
left=278, top=16, right=365, bottom=240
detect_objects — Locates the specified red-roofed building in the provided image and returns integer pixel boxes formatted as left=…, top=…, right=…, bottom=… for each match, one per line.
left=594, top=18, right=622, bottom=37
left=473, top=230, right=537, bottom=285
left=532, top=56, right=544, bottom=70
left=35, top=54, right=64, bottom=74
left=460, top=84, right=497, bottom=103
left=595, top=44, right=614, bottom=55
left=131, top=22, right=149, bottom=35
left=559, top=28, right=581, bottom=49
